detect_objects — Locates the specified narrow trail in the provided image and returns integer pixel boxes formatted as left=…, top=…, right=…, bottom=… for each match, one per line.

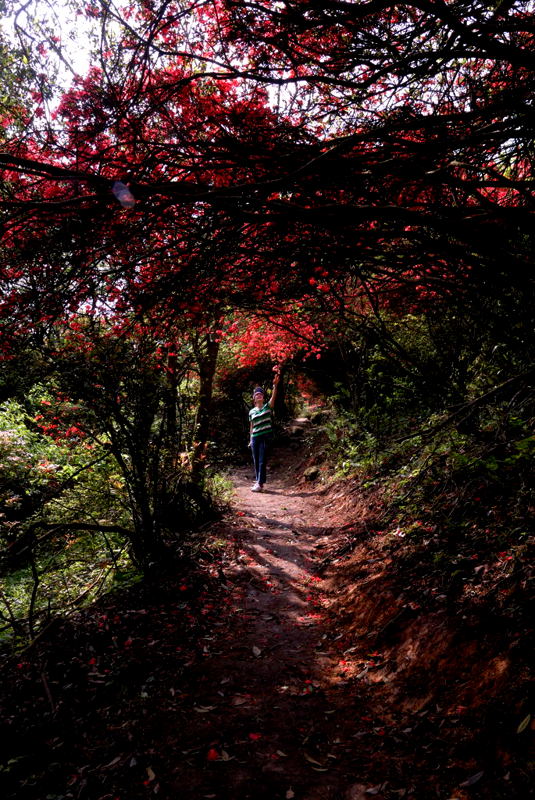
left=3, top=440, right=390, bottom=800
left=3, top=436, right=528, bottom=800
left=168, top=449, right=381, bottom=800
left=2, top=436, right=404, bottom=800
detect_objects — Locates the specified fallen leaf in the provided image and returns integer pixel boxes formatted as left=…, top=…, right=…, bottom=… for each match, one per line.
left=286, top=791, right=295, bottom=799
left=459, top=771, right=484, bottom=788
left=304, top=752, right=325, bottom=767
left=517, top=714, right=531, bottom=734
left=252, top=646, right=262, bottom=657
left=103, top=756, right=122, bottom=768
left=194, top=705, right=216, bottom=713
left=146, top=767, right=156, bottom=782
left=232, top=696, right=249, bottom=706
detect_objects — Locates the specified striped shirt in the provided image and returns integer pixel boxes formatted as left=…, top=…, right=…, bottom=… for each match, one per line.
left=249, top=402, right=273, bottom=438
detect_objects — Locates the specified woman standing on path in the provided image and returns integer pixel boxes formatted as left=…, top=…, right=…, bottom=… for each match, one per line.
left=248, top=368, right=280, bottom=492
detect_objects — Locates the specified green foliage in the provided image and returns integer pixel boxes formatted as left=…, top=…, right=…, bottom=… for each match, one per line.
left=0, top=529, right=136, bottom=645
left=314, top=298, right=534, bottom=613
left=205, top=470, right=234, bottom=506
left=0, top=391, right=126, bottom=520
left=0, top=396, right=139, bottom=643
left=0, top=400, right=51, bottom=505
left=0, top=18, right=35, bottom=135
left=0, top=316, right=229, bottom=646
left=322, top=313, right=439, bottom=475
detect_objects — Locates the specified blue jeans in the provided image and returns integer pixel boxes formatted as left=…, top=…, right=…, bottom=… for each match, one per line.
left=251, top=434, right=270, bottom=486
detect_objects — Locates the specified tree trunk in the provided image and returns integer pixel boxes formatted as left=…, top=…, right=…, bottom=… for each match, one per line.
left=191, top=335, right=219, bottom=485
left=165, top=351, right=178, bottom=451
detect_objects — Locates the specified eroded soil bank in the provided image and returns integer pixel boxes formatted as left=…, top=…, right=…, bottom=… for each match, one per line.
left=1, top=437, right=532, bottom=799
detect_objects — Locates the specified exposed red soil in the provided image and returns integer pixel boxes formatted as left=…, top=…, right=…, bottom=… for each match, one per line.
left=1, top=435, right=532, bottom=800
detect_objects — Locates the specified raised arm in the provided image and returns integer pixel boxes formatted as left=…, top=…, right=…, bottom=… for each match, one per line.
left=268, top=369, right=280, bottom=409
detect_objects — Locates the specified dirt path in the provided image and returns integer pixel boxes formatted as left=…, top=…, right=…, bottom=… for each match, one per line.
left=3, top=436, right=529, bottom=800
left=2, top=439, right=394, bottom=800
left=164, top=454, right=384, bottom=800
